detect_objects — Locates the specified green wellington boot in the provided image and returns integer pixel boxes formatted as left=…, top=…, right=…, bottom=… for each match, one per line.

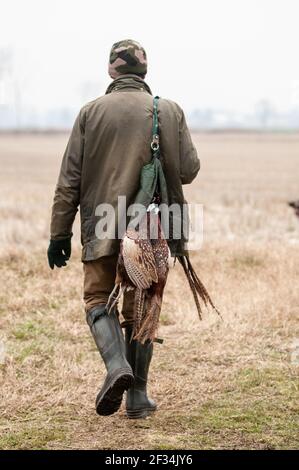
left=125, top=326, right=157, bottom=419
left=86, top=305, right=134, bottom=416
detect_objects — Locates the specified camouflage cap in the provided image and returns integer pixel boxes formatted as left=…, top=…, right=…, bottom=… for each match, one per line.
left=108, top=39, right=147, bottom=79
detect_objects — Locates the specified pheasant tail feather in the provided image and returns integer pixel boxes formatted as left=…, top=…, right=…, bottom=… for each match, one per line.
left=134, top=295, right=161, bottom=343
left=177, top=255, right=221, bottom=319
left=133, top=288, right=146, bottom=339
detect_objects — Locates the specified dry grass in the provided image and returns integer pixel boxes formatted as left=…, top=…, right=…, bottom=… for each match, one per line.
left=0, top=132, right=298, bottom=449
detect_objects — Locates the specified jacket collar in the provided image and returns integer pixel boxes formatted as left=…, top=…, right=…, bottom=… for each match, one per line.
left=105, top=74, right=152, bottom=95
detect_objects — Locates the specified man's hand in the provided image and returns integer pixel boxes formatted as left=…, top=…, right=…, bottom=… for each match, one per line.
left=47, top=237, right=72, bottom=269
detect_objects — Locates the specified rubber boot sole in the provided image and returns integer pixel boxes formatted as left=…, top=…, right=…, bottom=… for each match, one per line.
left=126, top=404, right=157, bottom=419
left=96, top=368, right=134, bottom=416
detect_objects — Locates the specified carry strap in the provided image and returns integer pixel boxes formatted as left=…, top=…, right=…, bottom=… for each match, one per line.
left=151, top=96, right=160, bottom=159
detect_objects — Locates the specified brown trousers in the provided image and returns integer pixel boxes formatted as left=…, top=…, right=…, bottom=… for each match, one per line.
left=83, top=255, right=134, bottom=326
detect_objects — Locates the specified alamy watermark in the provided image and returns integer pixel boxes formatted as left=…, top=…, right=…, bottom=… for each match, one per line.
left=93, top=196, right=203, bottom=250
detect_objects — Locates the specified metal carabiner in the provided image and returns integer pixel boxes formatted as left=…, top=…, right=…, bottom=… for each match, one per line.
left=151, top=141, right=160, bottom=151
left=151, top=133, right=160, bottom=151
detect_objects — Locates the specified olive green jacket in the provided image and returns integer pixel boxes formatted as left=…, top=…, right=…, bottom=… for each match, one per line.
left=50, top=74, right=200, bottom=261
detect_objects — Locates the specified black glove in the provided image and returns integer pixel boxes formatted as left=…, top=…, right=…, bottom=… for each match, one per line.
left=47, top=236, right=72, bottom=269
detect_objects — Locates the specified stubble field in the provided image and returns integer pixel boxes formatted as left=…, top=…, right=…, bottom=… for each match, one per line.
left=0, top=132, right=298, bottom=449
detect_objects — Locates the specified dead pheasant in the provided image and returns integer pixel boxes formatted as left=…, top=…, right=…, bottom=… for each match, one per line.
left=106, top=204, right=221, bottom=343
left=106, top=205, right=170, bottom=343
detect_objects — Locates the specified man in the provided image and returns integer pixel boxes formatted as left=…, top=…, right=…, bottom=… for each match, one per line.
left=48, top=39, right=200, bottom=419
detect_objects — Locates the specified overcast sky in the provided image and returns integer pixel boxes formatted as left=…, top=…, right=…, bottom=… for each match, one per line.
left=1, top=0, right=299, bottom=115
